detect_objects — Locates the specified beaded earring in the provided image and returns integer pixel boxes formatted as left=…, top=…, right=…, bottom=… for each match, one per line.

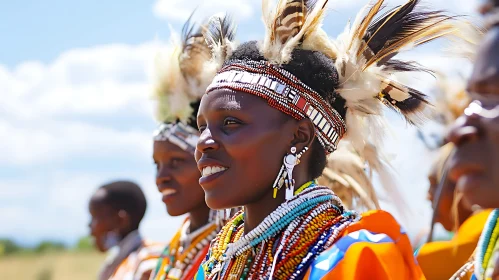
left=272, top=146, right=308, bottom=200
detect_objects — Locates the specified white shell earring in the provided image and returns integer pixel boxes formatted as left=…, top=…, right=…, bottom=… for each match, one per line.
left=272, top=146, right=308, bottom=200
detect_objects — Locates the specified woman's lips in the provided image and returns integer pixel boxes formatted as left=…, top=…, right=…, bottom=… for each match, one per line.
left=201, top=165, right=227, bottom=177
left=161, top=188, right=177, bottom=203
left=199, top=166, right=228, bottom=186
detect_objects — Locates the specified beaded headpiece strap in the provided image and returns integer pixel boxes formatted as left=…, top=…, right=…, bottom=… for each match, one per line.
left=153, top=123, right=199, bottom=153
left=207, top=60, right=346, bottom=153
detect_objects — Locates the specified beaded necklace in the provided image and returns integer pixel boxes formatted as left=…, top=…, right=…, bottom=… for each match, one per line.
left=152, top=218, right=218, bottom=280
left=199, top=182, right=359, bottom=280
left=475, top=209, right=499, bottom=280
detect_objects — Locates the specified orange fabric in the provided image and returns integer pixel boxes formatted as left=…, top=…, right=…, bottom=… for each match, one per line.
left=304, top=210, right=425, bottom=280
left=417, top=210, right=491, bottom=280
left=110, top=240, right=164, bottom=280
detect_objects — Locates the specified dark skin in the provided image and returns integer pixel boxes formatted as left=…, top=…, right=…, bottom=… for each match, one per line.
left=153, top=140, right=210, bottom=232
left=88, top=190, right=132, bottom=253
left=195, top=89, right=315, bottom=233
left=427, top=163, right=472, bottom=232
left=447, top=97, right=499, bottom=210
left=447, top=24, right=499, bottom=280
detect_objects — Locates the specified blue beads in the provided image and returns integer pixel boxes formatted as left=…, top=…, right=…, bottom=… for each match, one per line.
left=249, top=195, right=333, bottom=247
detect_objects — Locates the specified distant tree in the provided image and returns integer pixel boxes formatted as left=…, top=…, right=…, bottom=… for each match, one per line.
left=0, top=238, right=21, bottom=256
left=75, top=236, right=95, bottom=251
left=34, top=241, right=66, bottom=253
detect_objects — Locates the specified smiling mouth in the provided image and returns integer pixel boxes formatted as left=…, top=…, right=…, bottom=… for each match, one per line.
left=161, top=189, right=177, bottom=196
left=201, top=166, right=228, bottom=177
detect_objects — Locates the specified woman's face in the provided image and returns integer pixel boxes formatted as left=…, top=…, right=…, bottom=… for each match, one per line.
left=153, top=140, right=206, bottom=216
left=195, top=89, right=296, bottom=209
left=447, top=99, right=499, bottom=209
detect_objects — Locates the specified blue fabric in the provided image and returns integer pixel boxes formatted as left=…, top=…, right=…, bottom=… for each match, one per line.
left=194, top=264, right=205, bottom=280
left=308, top=229, right=395, bottom=279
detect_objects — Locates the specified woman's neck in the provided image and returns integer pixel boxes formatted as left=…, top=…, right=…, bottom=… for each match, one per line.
left=243, top=177, right=310, bottom=233
left=188, top=203, right=211, bottom=233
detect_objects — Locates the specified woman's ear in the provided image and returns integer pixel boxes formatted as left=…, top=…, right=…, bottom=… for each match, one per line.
left=117, top=209, right=132, bottom=234
left=292, top=118, right=315, bottom=152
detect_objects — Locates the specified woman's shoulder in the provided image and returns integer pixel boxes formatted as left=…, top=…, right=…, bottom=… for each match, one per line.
left=304, top=210, right=424, bottom=280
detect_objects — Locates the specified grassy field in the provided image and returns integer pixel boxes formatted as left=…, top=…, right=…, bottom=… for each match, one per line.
left=0, top=251, right=105, bottom=280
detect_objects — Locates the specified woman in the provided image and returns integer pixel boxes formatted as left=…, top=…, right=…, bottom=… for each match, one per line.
left=149, top=15, right=235, bottom=280
left=417, top=143, right=492, bottom=280
left=447, top=3, right=499, bottom=278
left=89, top=180, right=163, bottom=280
left=194, top=0, right=468, bottom=279
left=416, top=70, right=495, bottom=279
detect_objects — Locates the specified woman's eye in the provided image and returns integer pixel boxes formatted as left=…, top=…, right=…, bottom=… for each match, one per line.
left=170, top=158, right=183, bottom=168
left=224, top=118, right=240, bottom=126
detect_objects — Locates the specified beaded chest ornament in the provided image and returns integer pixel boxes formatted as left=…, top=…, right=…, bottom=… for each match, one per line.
left=199, top=183, right=360, bottom=280
left=152, top=220, right=218, bottom=280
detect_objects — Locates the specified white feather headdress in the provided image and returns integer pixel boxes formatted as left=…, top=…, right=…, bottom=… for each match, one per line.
left=319, top=140, right=405, bottom=212
left=153, top=14, right=234, bottom=124
left=259, top=0, right=476, bottom=156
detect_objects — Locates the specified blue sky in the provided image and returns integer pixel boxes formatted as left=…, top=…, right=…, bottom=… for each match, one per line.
left=0, top=0, right=480, bottom=246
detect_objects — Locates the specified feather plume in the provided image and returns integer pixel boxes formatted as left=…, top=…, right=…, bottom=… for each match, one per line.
left=262, top=0, right=330, bottom=64
left=433, top=74, right=471, bottom=126
left=319, top=140, right=407, bottom=213
left=319, top=141, right=380, bottom=211
left=334, top=0, right=462, bottom=122
left=153, top=15, right=219, bottom=124
left=179, top=14, right=213, bottom=98
left=203, top=13, right=237, bottom=71
left=332, top=0, right=475, bottom=155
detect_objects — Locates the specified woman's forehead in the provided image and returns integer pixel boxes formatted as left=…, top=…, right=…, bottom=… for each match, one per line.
left=200, top=89, right=266, bottom=113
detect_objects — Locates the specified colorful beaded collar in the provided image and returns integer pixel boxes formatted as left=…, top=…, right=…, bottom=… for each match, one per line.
left=206, top=60, right=346, bottom=154
left=153, top=122, right=199, bottom=153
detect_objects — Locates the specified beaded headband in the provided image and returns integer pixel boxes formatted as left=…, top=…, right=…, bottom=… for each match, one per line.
left=153, top=122, right=199, bottom=153
left=206, top=60, right=346, bottom=153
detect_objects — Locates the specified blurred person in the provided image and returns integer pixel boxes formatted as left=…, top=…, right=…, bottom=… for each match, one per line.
left=148, top=14, right=236, bottom=280
left=192, top=0, right=472, bottom=279
left=447, top=2, right=499, bottom=278
left=89, top=180, right=162, bottom=280
left=416, top=64, right=495, bottom=279
left=417, top=143, right=492, bottom=279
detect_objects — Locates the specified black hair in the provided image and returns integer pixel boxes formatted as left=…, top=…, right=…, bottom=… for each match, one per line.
left=185, top=100, right=201, bottom=130
left=96, top=180, right=147, bottom=230
left=228, top=41, right=346, bottom=179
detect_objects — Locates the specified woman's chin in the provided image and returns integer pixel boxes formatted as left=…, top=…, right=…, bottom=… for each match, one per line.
left=165, top=206, right=187, bottom=217
left=206, top=195, right=239, bottom=211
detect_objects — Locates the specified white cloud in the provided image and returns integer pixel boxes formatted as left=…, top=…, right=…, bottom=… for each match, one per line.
left=0, top=43, right=162, bottom=121
left=0, top=41, right=184, bottom=244
left=0, top=42, right=170, bottom=166
left=153, top=0, right=255, bottom=22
